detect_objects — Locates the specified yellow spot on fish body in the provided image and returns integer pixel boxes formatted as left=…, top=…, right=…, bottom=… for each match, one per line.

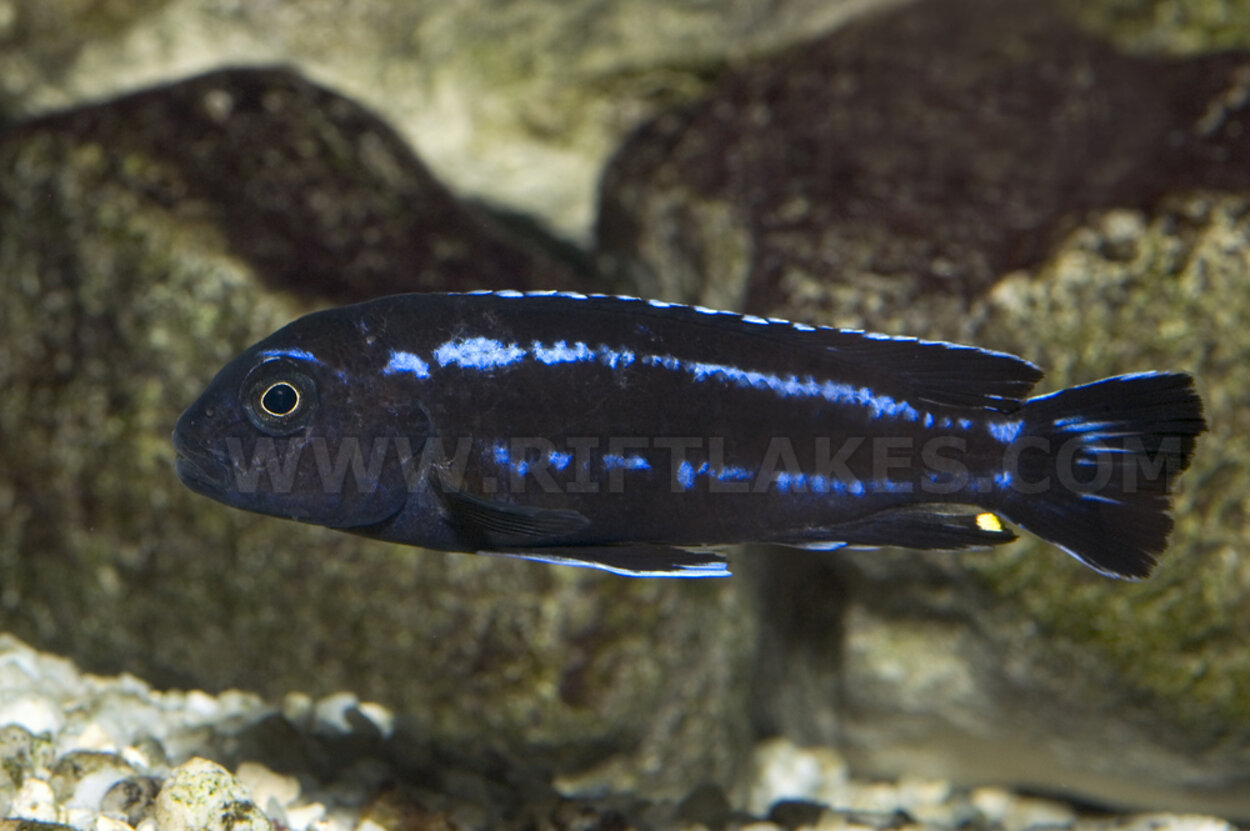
left=976, top=512, right=1004, bottom=533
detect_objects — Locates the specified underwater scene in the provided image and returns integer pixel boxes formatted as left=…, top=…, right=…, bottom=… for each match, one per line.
left=1, top=0, right=1248, bottom=828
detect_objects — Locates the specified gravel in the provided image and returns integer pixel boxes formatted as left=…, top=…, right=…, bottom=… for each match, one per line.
left=0, top=634, right=1238, bottom=831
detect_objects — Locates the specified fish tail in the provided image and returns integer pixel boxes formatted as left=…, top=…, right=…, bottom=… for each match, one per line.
left=997, top=372, right=1205, bottom=579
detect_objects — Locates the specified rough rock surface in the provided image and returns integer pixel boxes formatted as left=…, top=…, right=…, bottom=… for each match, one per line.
left=2, top=0, right=1249, bottom=822
left=597, top=0, right=1250, bottom=815
left=0, top=69, right=753, bottom=797
left=597, top=0, right=1250, bottom=326
left=3, top=67, right=584, bottom=303
left=0, top=634, right=1239, bottom=830
left=0, top=0, right=898, bottom=238
left=1060, top=0, right=1250, bottom=54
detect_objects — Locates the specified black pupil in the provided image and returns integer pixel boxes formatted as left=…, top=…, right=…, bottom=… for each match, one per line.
left=261, top=382, right=299, bottom=416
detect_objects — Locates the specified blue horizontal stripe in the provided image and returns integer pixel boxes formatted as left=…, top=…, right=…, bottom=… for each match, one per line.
left=413, top=326, right=965, bottom=427
left=383, top=350, right=431, bottom=378
left=603, top=454, right=650, bottom=471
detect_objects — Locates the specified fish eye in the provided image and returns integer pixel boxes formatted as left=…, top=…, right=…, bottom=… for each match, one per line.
left=260, top=382, right=300, bottom=417
left=242, top=361, right=318, bottom=436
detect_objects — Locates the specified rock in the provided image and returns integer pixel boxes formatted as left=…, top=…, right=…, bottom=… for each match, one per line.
left=234, top=761, right=300, bottom=813
left=1061, top=0, right=1250, bottom=54
left=970, top=788, right=1084, bottom=831
left=598, top=0, right=1250, bottom=816
left=730, top=189, right=1250, bottom=809
left=674, top=783, right=733, bottom=830
left=154, top=758, right=272, bottom=831
left=0, top=69, right=754, bottom=797
left=0, top=693, right=64, bottom=738
left=48, top=750, right=136, bottom=807
left=0, top=635, right=1242, bottom=828
left=99, top=776, right=163, bottom=826
left=747, top=739, right=850, bottom=818
left=0, top=0, right=896, bottom=239
left=747, top=194, right=1250, bottom=817
left=0, top=821, right=78, bottom=831
left=0, top=725, right=55, bottom=816
left=9, top=777, right=59, bottom=824
left=597, top=0, right=1250, bottom=329
left=822, top=193, right=1250, bottom=817
left=746, top=738, right=1009, bottom=829
left=3, top=0, right=1250, bottom=820
left=3, top=67, right=584, bottom=303
left=358, top=788, right=462, bottom=831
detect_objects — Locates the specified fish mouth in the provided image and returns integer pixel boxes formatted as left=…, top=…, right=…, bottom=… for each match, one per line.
left=174, top=454, right=231, bottom=494
left=171, top=430, right=232, bottom=494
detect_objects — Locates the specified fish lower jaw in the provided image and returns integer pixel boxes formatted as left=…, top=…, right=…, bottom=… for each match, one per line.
left=174, top=454, right=232, bottom=494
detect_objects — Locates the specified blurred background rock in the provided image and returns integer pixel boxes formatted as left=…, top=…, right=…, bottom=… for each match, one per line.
left=0, top=0, right=890, bottom=240
left=1, top=0, right=1248, bottom=824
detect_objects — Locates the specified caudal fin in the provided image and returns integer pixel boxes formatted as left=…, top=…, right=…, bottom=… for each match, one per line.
left=999, top=372, right=1205, bottom=579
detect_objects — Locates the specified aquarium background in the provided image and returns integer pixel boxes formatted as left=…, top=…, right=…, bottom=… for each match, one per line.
left=1, top=0, right=1247, bottom=828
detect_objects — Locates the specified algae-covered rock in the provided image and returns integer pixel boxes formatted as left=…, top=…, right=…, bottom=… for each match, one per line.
left=597, top=0, right=1250, bottom=326
left=0, top=0, right=894, bottom=238
left=597, top=0, right=1250, bottom=815
left=820, top=195, right=1250, bottom=818
left=0, top=71, right=754, bottom=797
left=3, top=630, right=1237, bottom=829
left=5, top=67, right=583, bottom=303
left=1060, top=0, right=1250, bottom=54
left=5, top=0, right=1250, bottom=818
left=154, top=758, right=271, bottom=831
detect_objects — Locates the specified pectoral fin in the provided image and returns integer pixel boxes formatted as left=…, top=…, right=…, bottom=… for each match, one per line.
left=435, top=475, right=590, bottom=546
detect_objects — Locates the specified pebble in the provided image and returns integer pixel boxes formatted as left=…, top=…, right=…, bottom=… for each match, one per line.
left=49, top=750, right=136, bottom=804
left=748, top=737, right=850, bottom=815
left=154, top=758, right=271, bottom=831
left=92, top=817, right=136, bottom=831
left=0, top=821, right=76, bottom=831
left=0, top=692, right=65, bottom=736
left=236, top=761, right=301, bottom=811
left=0, top=634, right=1240, bottom=831
left=284, top=801, right=328, bottom=831
left=99, top=776, right=162, bottom=826
left=312, top=692, right=365, bottom=736
left=12, top=778, right=59, bottom=823
left=970, top=787, right=1076, bottom=831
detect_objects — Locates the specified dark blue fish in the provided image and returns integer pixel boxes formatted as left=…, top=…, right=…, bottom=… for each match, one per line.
left=172, top=291, right=1205, bottom=579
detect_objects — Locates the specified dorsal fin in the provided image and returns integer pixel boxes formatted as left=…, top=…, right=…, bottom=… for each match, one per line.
left=453, top=291, right=1045, bottom=412
left=815, top=329, right=1043, bottom=412
left=643, top=298, right=1045, bottom=412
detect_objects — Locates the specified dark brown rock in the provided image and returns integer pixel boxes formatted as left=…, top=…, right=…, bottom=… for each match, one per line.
left=7, top=67, right=585, bottom=304
left=597, top=0, right=1250, bottom=328
left=0, top=67, right=750, bottom=799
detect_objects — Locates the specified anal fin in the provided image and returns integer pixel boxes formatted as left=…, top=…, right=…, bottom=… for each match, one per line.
left=780, top=505, right=1016, bottom=551
left=481, top=545, right=730, bottom=578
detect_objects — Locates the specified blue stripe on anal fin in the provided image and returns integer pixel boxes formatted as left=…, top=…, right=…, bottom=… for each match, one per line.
left=480, top=545, right=731, bottom=578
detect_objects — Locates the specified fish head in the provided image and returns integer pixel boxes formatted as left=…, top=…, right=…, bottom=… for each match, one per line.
left=173, top=311, right=424, bottom=531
